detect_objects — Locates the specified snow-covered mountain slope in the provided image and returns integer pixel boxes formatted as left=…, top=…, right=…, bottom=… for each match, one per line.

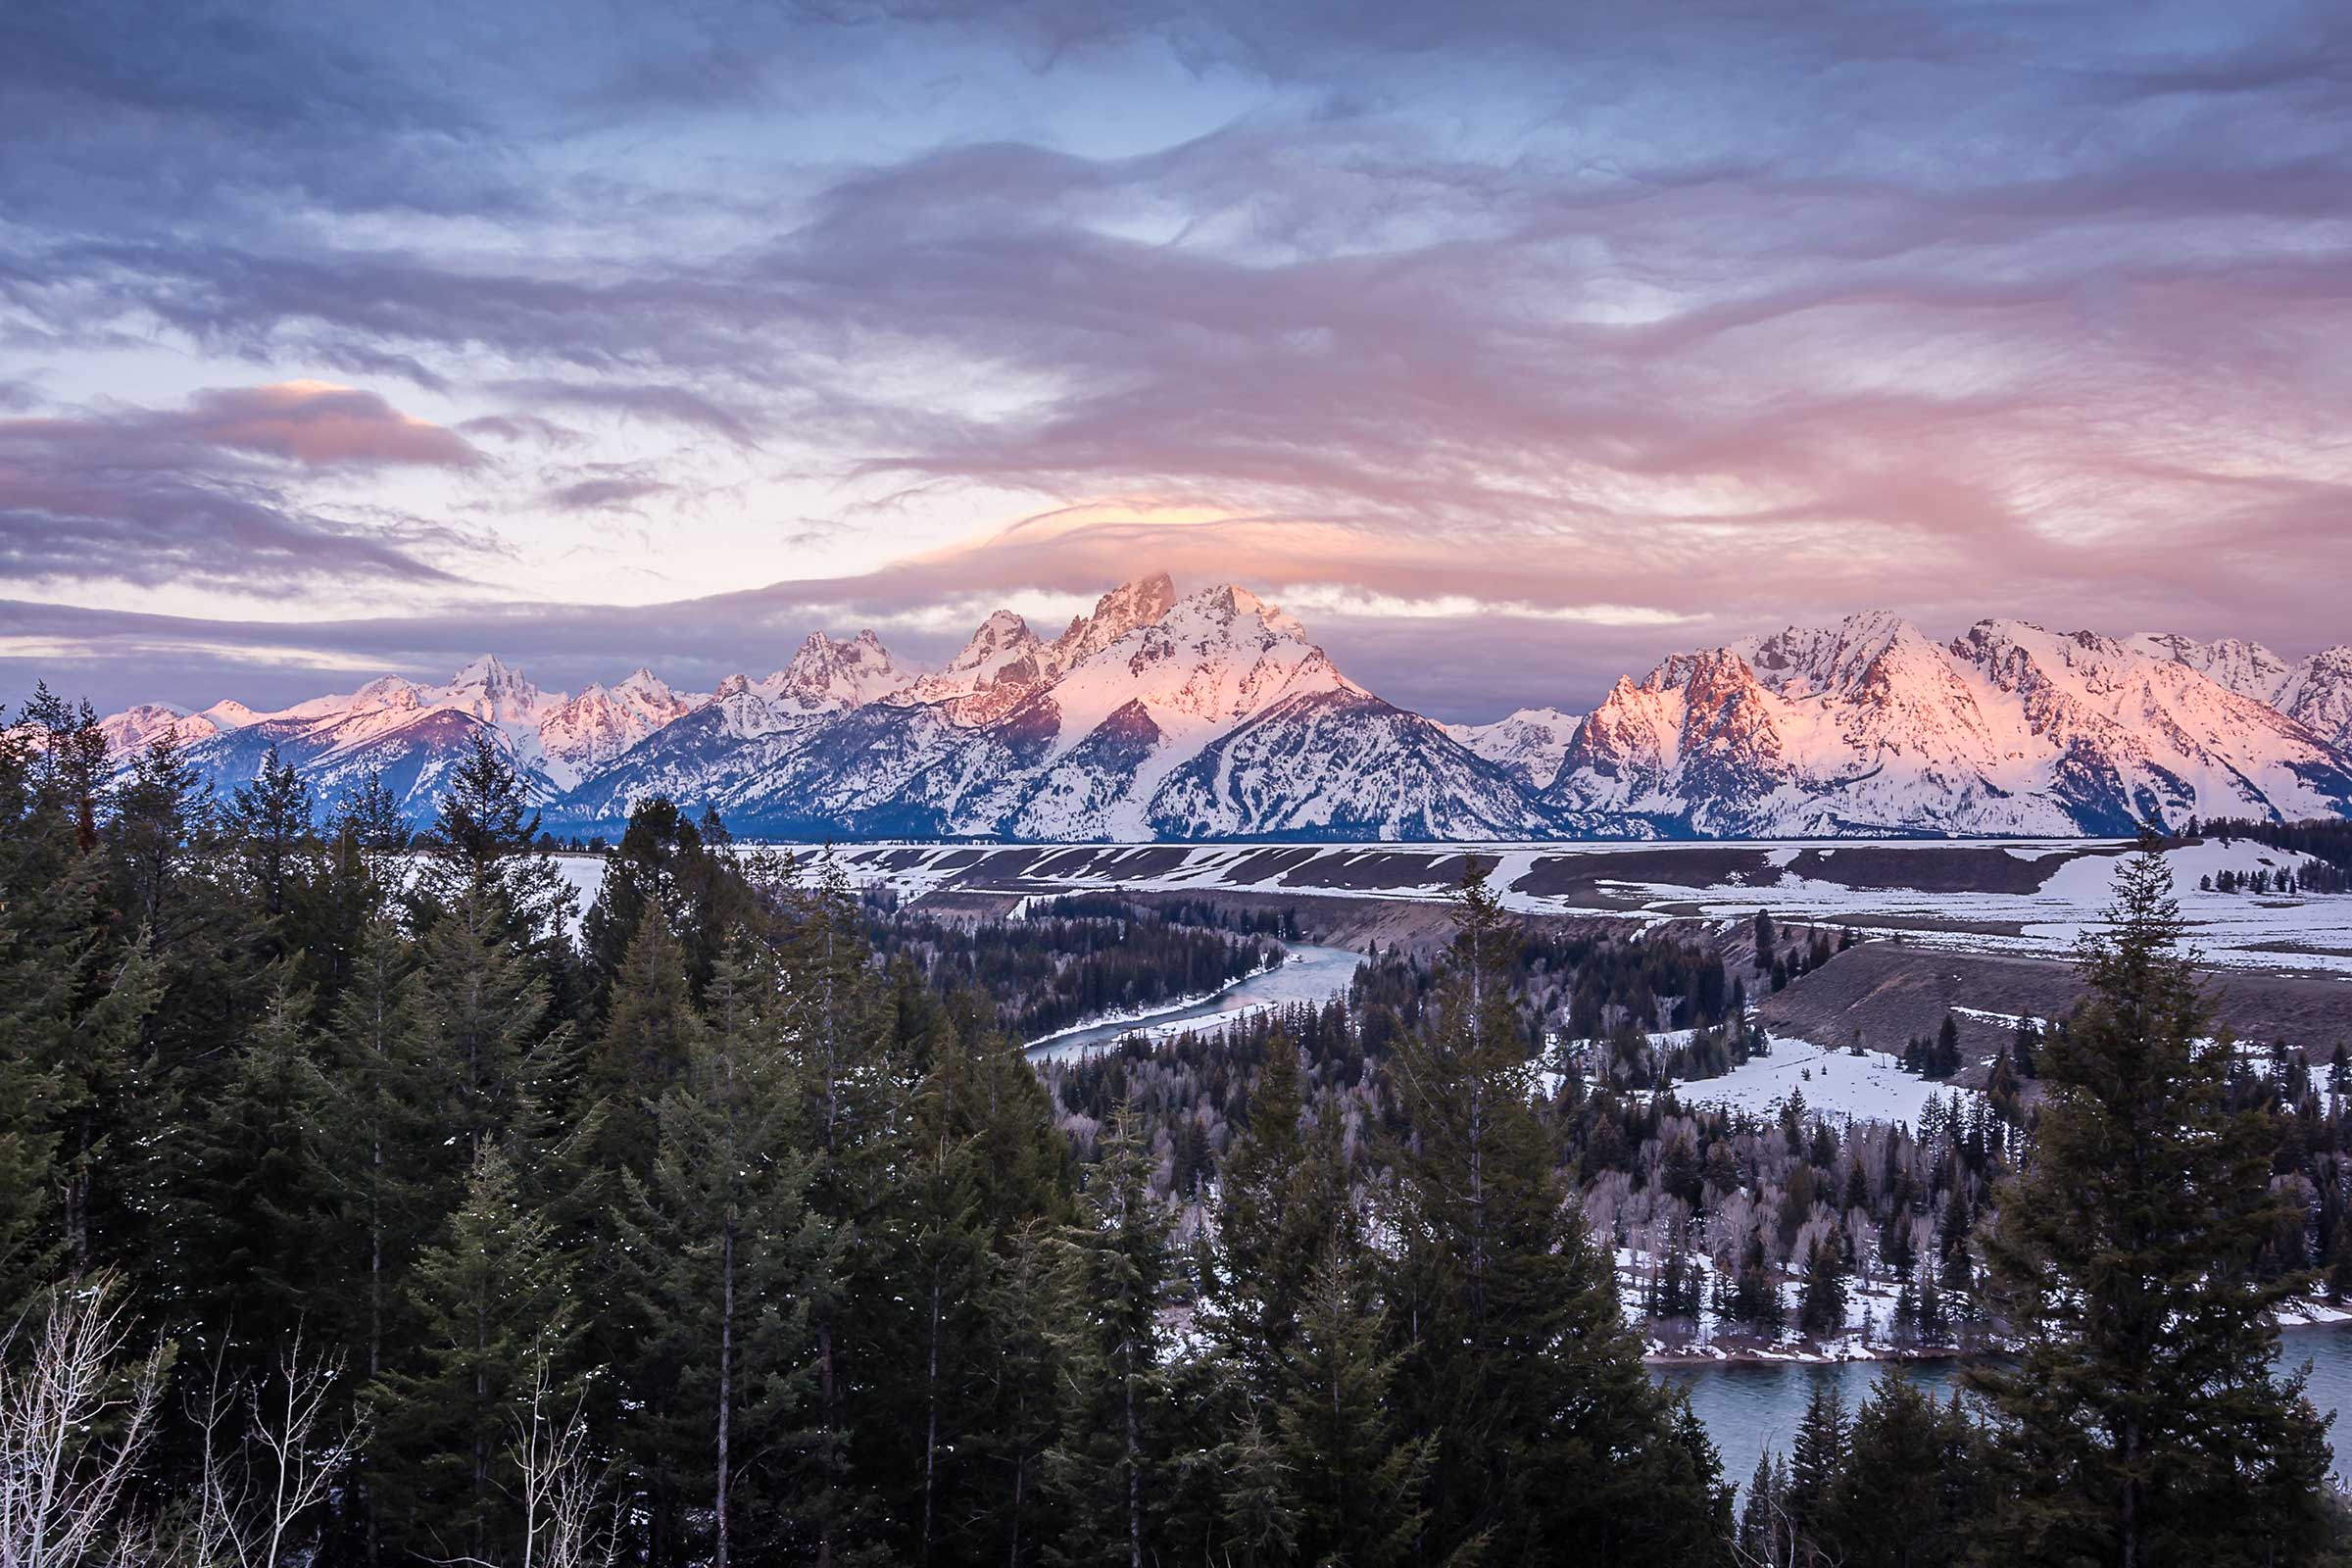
left=182, top=705, right=547, bottom=817
left=122, top=655, right=706, bottom=812
left=536, top=669, right=703, bottom=786
left=1152, top=689, right=1553, bottom=839
left=752, top=630, right=901, bottom=715
left=1444, top=707, right=1584, bottom=790
left=639, top=580, right=1402, bottom=839
left=1549, top=612, right=2352, bottom=836
left=97, top=704, right=223, bottom=758
left=91, top=587, right=2352, bottom=841
left=2132, top=632, right=2352, bottom=751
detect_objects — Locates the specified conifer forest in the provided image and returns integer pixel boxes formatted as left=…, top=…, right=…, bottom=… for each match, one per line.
left=1, top=698, right=2345, bottom=1567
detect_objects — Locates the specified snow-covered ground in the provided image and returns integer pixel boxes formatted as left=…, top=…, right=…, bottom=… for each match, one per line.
left=550, top=853, right=605, bottom=930
left=1612, top=1241, right=1960, bottom=1364
left=1655, top=837, right=2352, bottom=974
left=816, top=837, right=2352, bottom=977
left=1667, top=1036, right=1973, bottom=1129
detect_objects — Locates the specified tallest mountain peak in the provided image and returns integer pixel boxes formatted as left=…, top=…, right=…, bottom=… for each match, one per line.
left=1055, top=570, right=1180, bottom=664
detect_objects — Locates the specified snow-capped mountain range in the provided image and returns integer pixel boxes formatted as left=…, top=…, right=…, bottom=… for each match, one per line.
left=89, top=579, right=2352, bottom=841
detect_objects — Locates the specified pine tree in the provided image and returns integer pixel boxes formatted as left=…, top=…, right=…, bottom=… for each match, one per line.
left=1783, top=1380, right=1848, bottom=1561
left=373, top=1145, right=581, bottom=1566
left=317, top=913, right=440, bottom=1565
left=1388, top=867, right=1725, bottom=1563
left=620, top=940, right=833, bottom=1566
left=0, top=718, right=159, bottom=1300
left=1272, top=1245, right=1429, bottom=1568
left=1823, top=1371, right=1985, bottom=1568
left=1207, top=1032, right=1331, bottom=1382
left=579, top=906, right=698, bottom=1185
left=407, top=875, right=571, bottom=1164
left=225, top=744, right=318, bottom=956
left=1969, top=839, right=2335, bottom=1565
left=974, top=1219, right=1075, bottom=1568
left=165, top=975, right=345, bottom=1362
left=1213, top=1413, right=1297, bottom=1568
left=1046, top=1099, right=1174, bottom=1568
left=772, top=854, right=907, bottom=1564
left=1796, top=1236, right=1846, bottom=1340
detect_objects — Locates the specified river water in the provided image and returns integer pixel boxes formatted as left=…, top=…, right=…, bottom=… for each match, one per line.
left=1658, top=1325, right=2352, bottom=1494
left=1025, top=943, right=1366, bottom=1062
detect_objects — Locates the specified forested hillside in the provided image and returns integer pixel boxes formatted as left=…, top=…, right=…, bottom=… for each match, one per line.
left=1, top=695, right=2341, bottom=1565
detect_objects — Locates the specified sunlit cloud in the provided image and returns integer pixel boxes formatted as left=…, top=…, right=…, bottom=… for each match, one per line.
left=5, top=0, right=2351, bottom=717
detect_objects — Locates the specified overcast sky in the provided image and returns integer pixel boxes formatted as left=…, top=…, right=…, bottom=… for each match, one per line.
left=6, top=0, right=2350, bottom=720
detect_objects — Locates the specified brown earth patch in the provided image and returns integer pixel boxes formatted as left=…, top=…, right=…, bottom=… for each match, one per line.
left=1784, top=845, right=2104, bottom=895
left=1513, top=849, right=1781, bottom=898
left=1758, top=939, right=2352, bottom=1084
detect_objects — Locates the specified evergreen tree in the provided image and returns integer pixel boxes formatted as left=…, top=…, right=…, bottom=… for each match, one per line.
left=1046, top=1100, right=1175, bottom=1568
left=580, top=795, right=754, bottom=1015
left=1969, top=840, right=2335, bottom=1566
left=1783, top=1380, right=1848, bottom=1561
left=620, top=940, right=834, bottom=1566
left=165, top=976, right=345, bottom=1362
left=1388, top=868, right=1725, bottom=1564
left=1272, top=1244, right=1430, bottom=1568
left=1823, top=1371, right=1984, bottom=1568
left=0, top=717, right=159, bottom=1299
left=1207, top=1032, right=1331, bottom=1382
left=1796, top=1236, right=1846, bottom=1340
left=407, top=874, right=571, bottom=1165
left=373, top=1145, right=582, bottom=1566
left=225, top=744, right=318, bottom=954
left=976, top=1219, right=1075, bottom=1567
left=317, top=913, right=440, bottom=1565
left=579, top=906, right=698, bottom=1185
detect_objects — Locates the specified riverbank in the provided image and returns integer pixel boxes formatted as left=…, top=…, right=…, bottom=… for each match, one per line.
left=1023, top=943, right=1366, bottom=1062
left=1637, top=1297, right=2352, bottom=1366
left=1022, top=954, right=1284, bottom=1054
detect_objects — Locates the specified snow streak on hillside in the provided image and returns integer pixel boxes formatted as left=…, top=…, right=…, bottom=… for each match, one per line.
left=94, top=581, right=2352, bottom=841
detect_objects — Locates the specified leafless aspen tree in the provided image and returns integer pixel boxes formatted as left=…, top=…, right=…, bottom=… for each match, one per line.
left=0, top=1276, right=164, bottom=1568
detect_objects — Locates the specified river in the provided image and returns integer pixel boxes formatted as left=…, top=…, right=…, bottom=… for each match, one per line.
left=1024, top=943, right=1366, bottom=1062
left=1658, top=1325, right=2352, bottom=1494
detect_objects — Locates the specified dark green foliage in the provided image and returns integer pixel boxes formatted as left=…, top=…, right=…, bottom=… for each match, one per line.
left=1385, top=869, right=1730, bottom=1565
left=1046, top=1100, right=1175, bottom=1568
left=1969, top=838, right=2337, bottom=1566
left=371, top=1145, right=582, bottom=1564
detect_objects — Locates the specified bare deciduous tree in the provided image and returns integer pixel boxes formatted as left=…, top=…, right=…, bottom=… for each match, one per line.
left=182, top=1330, right=366, bottom=1568
left=0, top=1275, right=164, bottom=1568
left=511, top=1359, right=613, bottom=1568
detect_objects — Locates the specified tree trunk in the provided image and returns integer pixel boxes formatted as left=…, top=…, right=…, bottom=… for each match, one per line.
left=717, top=1212, right=735, bottom=1568
left=1123, top=1330, right=1142, bottom=1568
left=922, top=1268, right=942, bottom=1565
left=817, top=1321, right=837, bottom=1568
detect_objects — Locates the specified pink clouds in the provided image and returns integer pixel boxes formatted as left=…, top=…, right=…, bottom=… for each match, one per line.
left=177, top=380, right=480, bottom=467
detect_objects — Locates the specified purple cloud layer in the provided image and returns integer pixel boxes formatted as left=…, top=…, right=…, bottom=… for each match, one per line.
left=4, top=0, right=2351, bottom=718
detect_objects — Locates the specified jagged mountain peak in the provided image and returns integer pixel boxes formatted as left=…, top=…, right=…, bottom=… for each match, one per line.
left=101, top=582, right=2352, bottom=842
left=1742, top=611, right=1941, bottom=696
left=1054, top=571, right=1179, bottom=664
left=1446, top=706, right=1585, bottom=790
left=752, top=628, right=902, bottom=716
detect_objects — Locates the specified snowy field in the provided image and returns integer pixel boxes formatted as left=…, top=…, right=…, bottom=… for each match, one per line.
left=1610, top=837, right=2352, bottom=976
left=798, top=837, right=2352, bottom=977
left=1666, top=1036, right=1972, bottom=1129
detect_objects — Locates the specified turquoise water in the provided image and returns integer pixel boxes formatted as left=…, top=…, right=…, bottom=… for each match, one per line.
left=1659, top=1324, right=2352, bottom=1494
